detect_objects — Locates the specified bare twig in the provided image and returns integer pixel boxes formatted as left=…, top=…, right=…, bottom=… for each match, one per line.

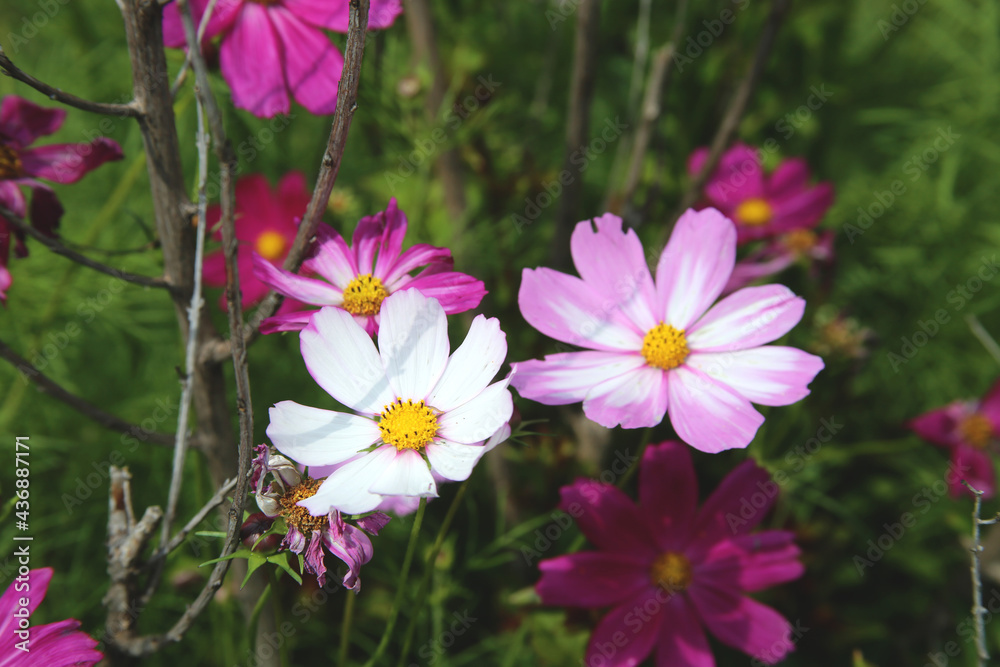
left=966, top=314, right=1000, bottom=368
left=963, top=481, right=1000, bottom=665
left=0, top=203, right=173, bottom=291
left=202, top=0, right=373, bottom=363
left=667, top=0, right=792, bottom=235
left=0, top=338, right=176, bottom=448
left=155, top=477, right=237, bottom=560
left=549, top=0, right=601, bottom=272
left=0, top=49, right=141, bottom=118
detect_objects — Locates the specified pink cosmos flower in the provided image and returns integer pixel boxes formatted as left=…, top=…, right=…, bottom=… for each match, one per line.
left=0, top=95, right=123, bottom=302
left=266, top=290, right=513, bottom=515
left=0, top=567, right=103, bottom=666
left=510, top=210, right=824, bottom=453
left=908, top=379, right=1000, bottom=498
left=202, top=171, right=310, bottom=310
left=536, top=441, right=803, bottom=667
left=724, top=229, right=835, bottom=295
left=162, top=0, right=402, bottom=117
left=253, top=198, right=486, bottom=336
left=688, top=144, right=834, bottom=245
left=250, top=444, right=389, bottom=590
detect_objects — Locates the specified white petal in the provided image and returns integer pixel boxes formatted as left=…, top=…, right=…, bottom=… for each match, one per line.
left=266, top=401, right=380, bottom=466
left=426, top=439, right=490, bottom=481
left=368, top=449, right=438, bottom=497
left=378, top=290, right=450, bottom=400
left=437, top=378, right=514, bottom=444
left=300, top=446, right=397, bottom=515
left=427, top=315, right=507, bottom=412
left=301, top=306, right=395, bottom=414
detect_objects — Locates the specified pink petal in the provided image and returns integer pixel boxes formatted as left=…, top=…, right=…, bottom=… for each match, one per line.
left=510, top=351, right=646, bottom=405
left=252, top=251, right=342, bottom=305
left=687, top=284, right=805, bottom=353
left=219, top=4, right=290, bottom=117
left=20, top=179, right=63, bottom=236
left=692, top=459, right=777, bottom=548
left=352, top=206, right=387, bottom=275
left=765, top=158, right=810, bottom=199
left=655, top=595, right=716, bottom=667
left=722, top=253, right=795, bottom=296
left=202, top=250, right=227, bottom=287
left=0, top=264, right=10, bottom=303
left=232, top=173, right=282, bottom=238
left=269, top=6, right=344, bottom=115
left=639, top=442, right=698, bottom=551
left=381, top=244, right=452, bottom=286
left=536, top=552, right=650, bottom=608
left=687, top=584, right=795, bottom=664
left=583, top=365, right=669, bottom=429
left=702, top=144, right=765, bottom=206
left=20, top=139, right=123, bottom=184
left=979, top=379, right=1000, bottom=434
left=282, top=0, right=402, bottom=31
left=559, top=479, right=658, bottom=558
left=584, top=588, right=662, bottom=667
left=368, top=448, right=437, bottom=497
left=372, top=198, right=407, bottom=279
left=400, top=271, right=487, bottom=315
left=907, top=404, right=961, bottom=449
left=769, top=182, right=834, bottom=231
left=570, top=213, right=658, bottom=331
left=0, top=568, right=52, bottom=639
left=519, top=267, right=643, bottom=351
left=259, top=309, right=316, bottom=334
left=162, top=0, right=241, bottom=47
left=685, top=346, right=824, bottom=407
left=655, top=208, right=736, bottom=330
left=277, top=171, right=312, bottom=221
left=8, top=617, right=102, bottom=666
left=666, top=366, right=764, bottom=453
left=951, top=445, right=996, bottom=498
left=0, top=96, right=65, bottom=148
left=696, top=531, right=804, bottom=592
left=304, top=224, right=359, bottom=289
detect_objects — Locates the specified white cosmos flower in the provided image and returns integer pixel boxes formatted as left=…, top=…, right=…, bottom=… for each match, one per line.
left=266, top=289, right=513, bottom=515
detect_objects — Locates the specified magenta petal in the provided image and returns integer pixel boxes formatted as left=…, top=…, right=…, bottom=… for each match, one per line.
left=269, top=6, right=344, bottom=115
left=666, top=366, right=764, bottom=453
left=510, top=351, right=646, bottom=406
left=584, top=587, right=662, bottom=667
left=372, top=198, right=407, bottom=277
left=583, top=365, right=668, bottom=429
left=20, top=138, right=123, bottom=184
left=951, top=445, right=996, bottom=498
left=162, top=0, right=240, bottom=46
left=356, top=512, right=391, bottom=535
left=687, top=285, right=805, bottom=353
left=536, top=552, right=650, bottom=608
left=655, top=596, right=716, bottom=667
left=402, top=271, right=486, bottom=314
left=907, top=404, right=960, bottom=448
left=259, top=309, right=316, bottom=334
left=769, top=182, right=835, bottom=231
left=639, top=442, right=698, bottom=551
left=685, top=347, right=824, bottom=407
left=703, top=144, right=765, bottom=205
left=10, top=617, right=102, bottom=666
left=0, top=568, right=52, bottom=640
left=282, top=0, right=402, bottom=31
left=305, top=224, right=359, bottom=288
left=559, top=479, right=658, bottom=557
left=696, top=531, right=804, bottom=592
left=687, top=584, right=794, bottom=664
left=0, top=96, right=65, bottom=148
left=0, top=264, right=10, bottom=303
left=220, top=4, right=290, bottom=117
left=693, top=459, right=777, bottom=547
left=979, top=379, right=1000, bottom=434
left=252, top=251, right=342, bottom=305
left=22, top=179, right=64, bottom=236
left=765, top=158, right=810, bottom=198
left=382, top=244, right=452, bottom=286
left=324, top=520, right=374, bottom=592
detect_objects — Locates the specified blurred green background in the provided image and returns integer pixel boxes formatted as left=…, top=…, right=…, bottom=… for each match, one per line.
left=1, top=0, right=1000, bottom=665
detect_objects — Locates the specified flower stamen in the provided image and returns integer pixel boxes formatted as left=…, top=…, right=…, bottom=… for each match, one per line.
left=0, top=144, right=23, bottom=180
left=255, top=230, right=288, bottom=261
left=783, top=229, right=817, bottom=254
left=650, top=552, right=693, bottom=593
left=735, top=198, right=773, bottom=226
left=642, top=323, right=689, bottom=370
left=280, top=478, right=329, bottom=531
left=379, top=399, right=438, bottom=451
left=960, top=413, right=994, bottom=449
left=342, top=273, right=389, bottom=317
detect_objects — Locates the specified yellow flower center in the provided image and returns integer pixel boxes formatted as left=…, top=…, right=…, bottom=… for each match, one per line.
left=379, top=399, right=439, bottom=451
left=279, top=478, right=329, bottom=531
left=642, top=323, right=689, bottom=370
left=0, top=144, right=23, bottom=180
left=342, top=273, right=389, bottom=317
left=735, top=197, right=773, bottom=226
left=960, top=413, right=994, bottom=449
left=783, top=229, right=817, bottom=254
left=255, top=230, right=288, bottom=262
left=650, top=552, right=693, bottom=593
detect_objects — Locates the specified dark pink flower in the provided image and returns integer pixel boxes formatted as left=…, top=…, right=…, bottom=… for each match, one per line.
left=0, top=567, right=103, bottom=666
left=202, top=172, right=310, bottom=311
left=253, top=198, right=487, bottom=336
left=908, top=379, right=1000, bottom=498
left=0, top=95, right=123, bottom=302
left=689, top=144, right=834, bottom=245
left=724, top=229, right=835, bottom=294
left=537, top=441, right=803, bottom=666
left=162, top=0, right=402, bottom=118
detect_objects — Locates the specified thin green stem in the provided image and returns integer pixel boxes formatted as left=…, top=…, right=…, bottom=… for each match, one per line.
left=396, top=481, right=470, bottom=667
left=362, top=498, right=426, bottom=667
left=339, top=588, right=356, bottom=666
left=247, top=580, right=272, bottom=658
left=267, top=568, right=291, bottom=666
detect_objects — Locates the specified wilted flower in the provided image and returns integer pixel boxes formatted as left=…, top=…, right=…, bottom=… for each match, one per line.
left=724, top=229, right=835, bottom=294
left=250, top=444, right=388, bottom=590
left=536, top=441, right=803, bottom=666
left=510, top=210, right=823, bottom=453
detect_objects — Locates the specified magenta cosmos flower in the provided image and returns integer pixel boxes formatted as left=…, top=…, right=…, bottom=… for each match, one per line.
left=163, top=0, right=402, bottom=117
left=202, top=171, right=310, bottom=310
left=0, top=95, right=122, bottom=302
left=510, top=210, right=824, bottom=453
left=253, top=198, right=486, bottom=336
left=537, top=441, right=803, bottom=667
left=249, top=444, right=388, bottom=590
left=266, top=290, right=513, bottom=514
left=0, top=567, right=103, bottom=666
left=908, top=379, right=1000, bottom=498
left=688, top=144, right=834, bottom=245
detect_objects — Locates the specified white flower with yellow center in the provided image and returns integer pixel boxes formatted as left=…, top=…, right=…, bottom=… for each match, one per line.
left=266, top=290, right=513, bottom=515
